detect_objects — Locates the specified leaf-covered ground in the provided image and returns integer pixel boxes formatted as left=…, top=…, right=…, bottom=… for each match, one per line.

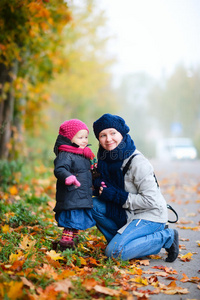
left=0, top=160, right=200, bottom=299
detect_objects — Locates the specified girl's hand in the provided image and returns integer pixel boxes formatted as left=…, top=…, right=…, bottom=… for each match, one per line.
left=65, top=175, right=81, bottom=187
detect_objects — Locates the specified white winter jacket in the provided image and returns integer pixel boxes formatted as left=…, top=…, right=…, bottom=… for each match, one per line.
left=118, top=150, right=168, bottom=233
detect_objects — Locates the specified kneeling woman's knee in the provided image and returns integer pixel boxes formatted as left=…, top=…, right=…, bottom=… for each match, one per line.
left=105, top=243, right=124, bottom=259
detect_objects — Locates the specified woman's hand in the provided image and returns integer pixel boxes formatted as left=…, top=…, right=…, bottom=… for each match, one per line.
left=99, top=186, right=103, bottom=195
left=99, top=182, right=107, bottom=195
left=100, top=185, right=128, bottom=205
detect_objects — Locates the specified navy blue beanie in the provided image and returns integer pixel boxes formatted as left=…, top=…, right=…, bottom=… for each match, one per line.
left=93, top=113, right=130, bottom=139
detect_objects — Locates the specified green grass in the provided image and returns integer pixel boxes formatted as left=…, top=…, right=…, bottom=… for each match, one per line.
left=0, top=159, right=131, bottom=299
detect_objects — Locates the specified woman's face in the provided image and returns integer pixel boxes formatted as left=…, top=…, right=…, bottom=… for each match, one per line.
left=99, top=128, right=123, bottom=151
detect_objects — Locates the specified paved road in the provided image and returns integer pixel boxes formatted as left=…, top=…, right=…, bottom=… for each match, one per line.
left=140, top=159, right=200, bottom=300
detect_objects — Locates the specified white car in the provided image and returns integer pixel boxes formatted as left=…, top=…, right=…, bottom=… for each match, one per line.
left=156, top=138, right=197, bottom=160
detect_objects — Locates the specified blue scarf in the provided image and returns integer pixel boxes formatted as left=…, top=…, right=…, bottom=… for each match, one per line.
left=96, top=134, right=136, bottom=226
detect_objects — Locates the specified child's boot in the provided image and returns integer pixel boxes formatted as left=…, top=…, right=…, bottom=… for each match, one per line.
left=73, top=229, right=79, bottom=244
left=59, top=228, right=75, bottom=249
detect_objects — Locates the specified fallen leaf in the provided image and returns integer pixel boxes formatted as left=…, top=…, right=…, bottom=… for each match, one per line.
left=21, top=277, right=35, bottom=290
left=179, top=244, right=186, bottom=250
left=158, top=280, right=188, bottom=294
left=19, top=235, right=36, bottom=250
left=82, top=278, right=97, bottom=290
left=46, top=250, right=64, bottom=261
left=148, top=254, right=162, bottom=259
left=178, top=220, right=192, bottom=224
left=190, top=276, right=200, bottom=283
left=151, top=265, right=178, bottom=275
left=155, top=271, right=169, bottom=277
left=53, top=278, right=73, bottom=293
left=180, top=252, right=193, bottom=261
left=79, top=256, right=87, bottom=265
left=130, top=276, right=148, bottom=286
left=9, top=186, right=18, bottom=195
left=57, top=269, right=75, bottom=279
left=186, top=212, right=196, bottom=217
left=0, top=238, right=6, bottom=246
left=180, top=273, right=189, bottom=282
left=86, top=256, right=99, bottom=266
left=162, top=281, right=189, bottom=295
left=139, top=259, right=149, bottom=266
left=94, top=285, right=120, bottom=296
left=7, top=281, right=23, bottom=300
left=127, top=267, right=143, bottom=275
left=36, top=264, right=58, bottom=279
left=177, top=225, right=200, bottom=231
left=9, top=251, right=24, bottom=263
left=2, top=224, right=10, bottom=234
left=36, top=285, right=58, bottom=299
left=180, top=238, right=189, bottom=241
left=166, top=276, right=178, bottom=280
left=10, top=259, right=25, bottom=271
left=148, top=275, right=158, bottom=284
left=132, top=290, right=149, bottom=298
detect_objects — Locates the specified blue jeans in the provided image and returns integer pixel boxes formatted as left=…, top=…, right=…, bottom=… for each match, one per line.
left=92, top=197, right=174, bottom=260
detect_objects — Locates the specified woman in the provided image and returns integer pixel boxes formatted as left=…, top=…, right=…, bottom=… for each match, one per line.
left=92, top=113, right=179, bottom=262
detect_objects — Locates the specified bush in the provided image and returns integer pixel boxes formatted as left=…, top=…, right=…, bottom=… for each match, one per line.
left=0, top=159, right=24, bottom=189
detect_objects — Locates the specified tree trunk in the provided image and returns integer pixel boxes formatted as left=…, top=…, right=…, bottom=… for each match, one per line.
left=0, top=61, right=18, bottom=160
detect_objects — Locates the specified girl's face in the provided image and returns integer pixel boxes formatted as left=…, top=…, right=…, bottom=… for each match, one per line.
left=71, top=129, right=88, bottom=149
left=99, top=128, right=123, bottom=151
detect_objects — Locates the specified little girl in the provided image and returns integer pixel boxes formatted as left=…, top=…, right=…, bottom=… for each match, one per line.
left=53, top=119, right=96, bottom=249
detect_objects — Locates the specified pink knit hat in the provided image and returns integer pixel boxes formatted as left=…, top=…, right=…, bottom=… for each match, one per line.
left=59, top=119, right=89, bottom=140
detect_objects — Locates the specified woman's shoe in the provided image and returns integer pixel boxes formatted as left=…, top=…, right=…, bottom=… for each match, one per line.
left=165, top=229, right=179, bottom=262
